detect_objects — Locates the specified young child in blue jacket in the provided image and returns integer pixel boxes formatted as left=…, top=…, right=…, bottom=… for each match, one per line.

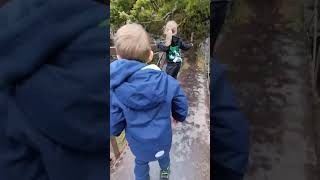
left=110, top=23, right=188, bottom=180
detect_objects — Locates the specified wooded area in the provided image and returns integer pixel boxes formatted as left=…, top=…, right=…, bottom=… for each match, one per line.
left=110, top=0, right=210, bottom=44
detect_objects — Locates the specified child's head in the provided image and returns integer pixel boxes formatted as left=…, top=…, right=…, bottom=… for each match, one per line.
left=114, top=23, right=153, bottom=63
left=164, top=20, right=178, bottom=35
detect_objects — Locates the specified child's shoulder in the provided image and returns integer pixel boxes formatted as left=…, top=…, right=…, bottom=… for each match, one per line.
left=111, top=59, right=144, bottom=69
left=172, top=35, right=181, bottom=40
left=140, top=64, right=161, bottom=71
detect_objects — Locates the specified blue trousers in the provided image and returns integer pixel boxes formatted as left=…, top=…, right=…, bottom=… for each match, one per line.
left=134, top=153, right=170, bottom=180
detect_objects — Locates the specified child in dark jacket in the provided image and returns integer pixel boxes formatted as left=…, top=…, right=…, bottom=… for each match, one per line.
left=110, top=23, right=188, bottom=180
left=211, top=61, right=250, bottom=180
left=158, top=20, right=193, bottom=79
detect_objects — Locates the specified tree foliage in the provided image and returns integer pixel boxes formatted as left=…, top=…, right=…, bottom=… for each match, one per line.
left=110, top=0, right=210, bottom=44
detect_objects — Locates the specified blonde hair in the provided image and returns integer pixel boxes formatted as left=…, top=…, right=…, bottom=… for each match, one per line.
left=114, top=23, right=151, bottom=62
left=164, top=20, right=178, bottom=46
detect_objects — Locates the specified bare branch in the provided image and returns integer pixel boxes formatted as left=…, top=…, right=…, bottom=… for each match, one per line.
left=139, top=5, right=177, bottom=24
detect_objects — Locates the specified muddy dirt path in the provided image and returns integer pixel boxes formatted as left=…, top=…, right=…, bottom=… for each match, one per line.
left=110, top=52, right=210, bottom=180
left=215, top=0, right=319, bottom=179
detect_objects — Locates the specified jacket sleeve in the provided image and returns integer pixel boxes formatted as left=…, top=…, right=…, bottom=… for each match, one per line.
left=179, top=39, right=193, bottom=50
left=110, top=93, right=126, bottom=136
left=171, top=84, right=188, bottom=122
left=157, top=42, right=169, bottom=52
left=211, top=63, right=249, bottom=176
left=1, top=1, right=109, bottom=180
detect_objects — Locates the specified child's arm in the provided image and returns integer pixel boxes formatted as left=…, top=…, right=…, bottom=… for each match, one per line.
left=211, top=62, right=249, bottom=178
left=157, top=42, right=169, bottom=52
left=172, top=85, right=188, bottom=122
left=110, top=93, right=126, bottom=136
left=164, top=29, right=173, bottom=46
left=179, top=39, right=193, bottom=50
left=157, top=29, right=173, bottom=52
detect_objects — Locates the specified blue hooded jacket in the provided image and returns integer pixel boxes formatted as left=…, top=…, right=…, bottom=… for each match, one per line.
left=211, top=62, right=250, bottom=179
left=0, top=1, right=108, bottom=180
left=110, top=59, right=188, bottom=161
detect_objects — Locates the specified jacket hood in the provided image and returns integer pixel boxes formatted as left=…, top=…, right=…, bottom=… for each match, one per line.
left=0, top=1, right=109, bottom=179
left=110, top=59, right=168, bottom=110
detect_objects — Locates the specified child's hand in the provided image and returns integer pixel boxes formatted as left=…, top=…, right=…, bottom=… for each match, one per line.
left=165, top=29, right=173, bottom=36
left=171, top=117, right=177, bottom=127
